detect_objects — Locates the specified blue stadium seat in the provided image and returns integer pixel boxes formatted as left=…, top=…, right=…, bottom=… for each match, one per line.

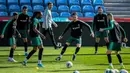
left=58, top=5, right=69, bottom=12
left=44, top=0, right=55, bottom=6
left=83, top=5, right=94, bottom=12
left=20, top=0, right=31, bottom=5
left=81, top=0, right=91, bottom=6
left=52, top=12, right=59, bottom=17
left=0, top=12, right=8, bottom=16
left=52, top=6, right=57, bottom=12
left=95, top=5, right=106, bottom=12
left=7, top=0, right=18, bottom=5
left=0, top=5, right=7, bottom=11
left=77, top=12, right=83, bottom=17
left=21, top=5, right=32, bottom=11
left=10, top=12, right=20, bottom=16
left=27, top=12, right=33, bottom=16
left=33, top=5, right=44, bottom=12
left=9, top=5, right=20, bottom=12
left=69, top=0, right=80, bottom=5
left=57, top=0, right=67, bottom=6
left=60, top=12, right=71, bottom=17
left=32, top=0, right=43, bottom=5
left=84, top=12, right=95, bottom=18
left=70, top=5, right=81, bottom=12
left=0, top=0, right=6, bottom=4
left=93, top=0, right=103, bottom=5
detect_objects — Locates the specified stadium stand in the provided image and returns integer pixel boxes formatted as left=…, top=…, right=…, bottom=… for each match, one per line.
left=60, top=12, right=71, bottom=17
left=70, top=5, right=81, bottom=12
left=57, top=0, right=68, bottom=6
left=58, top=5, right=69, bottom=12
left=0, top=5, right=7, bottom=11
left=0, top=0, right=6, bottom=5
left=0, top=0, right=129, bottom=18
left=32, top=0, right=43, bottom=5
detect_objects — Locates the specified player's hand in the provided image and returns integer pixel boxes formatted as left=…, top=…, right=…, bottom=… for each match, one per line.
left=27, top=30, right=30, bottom=34
left=99, top=28, right=104, bottom=32
left=123, top=38, right=128, bottom=43
left=18, top=34, right=21, bottom=38
left=54, top=23, right=58, bottom=27
left=0, top=35, right=4, bottom=38
left=90, top=32, right=94, bottom=38
left=41, top=35, right=46, bottom=39
left=59, top=36, right=63, bottom=40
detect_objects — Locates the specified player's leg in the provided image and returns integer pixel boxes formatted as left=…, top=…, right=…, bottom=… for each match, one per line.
left=72, top=38, right=81, bottom=61
left=115, top=51, right=125, bottom=69
left=56, top=42, right=70, bottom=61
left=48, top=28, right=58, bottom=49
left=37, top=37, right=44, bottom=67
left=106, top=42, right=116, bottom=69
left=106, top=50, right=113, bottom=69
left=104, top=31, right=109, bottom=49
left=20, top=30, right=28, bottom=56
left=8, top=37, right=17, bottom=62
left=23, top=38, right=28, bottom=56
left=95, top=37, right=100, bottom=54
left=22, top=46, right=38, bottom=66
left=94, top=31, right=101, bottom=54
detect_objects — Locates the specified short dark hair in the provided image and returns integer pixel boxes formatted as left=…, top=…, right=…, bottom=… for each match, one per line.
left=71, top=12, right=77, bottom=16
left=98, top=6, right=102, bottom=10
left=47, top=2, right=53, bottom=6
left=13, top=12, right=18, bottom=16
left=22, top=6, right=28, bottom=9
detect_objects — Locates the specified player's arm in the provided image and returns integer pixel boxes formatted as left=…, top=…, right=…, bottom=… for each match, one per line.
left=80, top=21, right=94, bottom=37
left=33, top=20, right=45, bottom=39
left=101, top=20, right=114, bottom=31
left=27, top=16, right=30, bottom=31
left=61, top=22, right=71, bottom=36
left=59, top=22, right=71, bottom=39
left=118, top=25, right=128, bottom=42
left=44, top=9, right=49, bottom=29
left=105, top=15, right=109, bottom=28
left=1, top=20, right=11, bottom=38
left=52, top=19, right=58, bottom=27
left=92, top=15, right=96, bottom=31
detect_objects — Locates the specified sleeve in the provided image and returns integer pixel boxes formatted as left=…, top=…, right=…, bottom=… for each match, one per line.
left=61, top=22, right=71, bottom=36
left=33, top=19, right=37, bottom=28
left=81, top=21, right=93, bottom=33
left=27, top=16, right=30, bottom=30
left=44, top=9, right=49, bottom=28
left=105, top=15, right=108, bottom=27
left=119, top=25, right=126, bottom=38
left=92, top=16, right=97, bottom=31
left=104, top=20, right=114, bottom=30
left=1, top=20, right=11, bottom=35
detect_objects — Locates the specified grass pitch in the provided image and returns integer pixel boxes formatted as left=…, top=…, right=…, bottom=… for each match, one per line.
left=0, top=46, right=130, bottom=73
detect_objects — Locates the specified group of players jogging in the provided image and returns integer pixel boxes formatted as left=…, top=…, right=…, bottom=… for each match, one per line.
left=0, top=2, right=128, bottom=69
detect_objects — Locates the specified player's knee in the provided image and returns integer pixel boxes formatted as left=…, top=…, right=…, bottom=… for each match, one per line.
left=11, top=45, right=16, bottom=49
left=115, top=51, right=120, bottom=55
left=104, top=37, right=109, bottom=43
left=23, top=38, right=28, bottom=42
left=38, top=45, right=44, bottom=49
left=76, top=44, right=81, bottom=47
left=106, top=50, right=112, bottom=54
left=66, top=42, right=70, bottom=46
left=33, top=47, right=38, bottom=51
left=96, top=38, right=100, bottom=43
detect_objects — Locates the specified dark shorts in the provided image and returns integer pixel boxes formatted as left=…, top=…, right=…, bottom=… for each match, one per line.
left=31, top=36, right=43, bottom=47
left=9, top=37, right=16, bottom=46
left=19, top=30, right=27, bottom=38
left=95, top=31, right=108, bottom=38
left=109, top=42, right=121, bottom=51
left=66, top=36, right=81, bottom=45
